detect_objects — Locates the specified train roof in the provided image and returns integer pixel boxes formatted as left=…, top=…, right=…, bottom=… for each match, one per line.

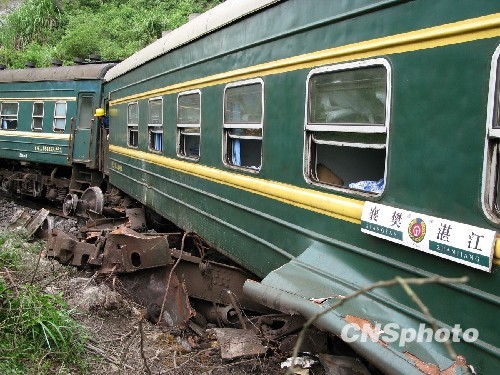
left=104, top=0, right=281, bottom=81
left=0, top=63, right=116, bottom=83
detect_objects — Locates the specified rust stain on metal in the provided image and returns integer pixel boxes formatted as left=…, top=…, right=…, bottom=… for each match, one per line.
left=405, top=352, right=468, bottom=375
left=46, top=229, right=103, bottom=267
left=119, top=266, right=195, bottom=327
left=100, top=226, right=171, bottom=273
left=344, top=315, right=387, bottom=346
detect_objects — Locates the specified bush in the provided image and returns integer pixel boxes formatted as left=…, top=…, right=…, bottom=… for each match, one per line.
left=0, top=0, right=224, bottom=67
left=0, top=230, right=88, bottom=373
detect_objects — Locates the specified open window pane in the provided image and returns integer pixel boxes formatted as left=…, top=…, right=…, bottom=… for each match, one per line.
left=1, top=102, right=19, bottom=130
left=149, top=126, right=163, bottom=151
left=53, top=102, right=67, bottom=131
left=128, top=102, right=139, bottom=147
left=129, top=126, right=139, bottom=147
left=32, top=102, right=44, bottom=131
left=177, top=92, right=200, bottom=159
left=223, top=81, right=263, bottom=171
left=305, top=61, right=389, bottom=194
left=484, top=48, right=500, bottom=219
left=148, top=99, right=163, bottom=152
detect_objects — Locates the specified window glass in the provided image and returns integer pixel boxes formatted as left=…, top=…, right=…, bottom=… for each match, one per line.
left=32, top=102, right=44, bottom=131
left=309, top=67, right=387, bottom=125
left=78, top=96, right=94, bottom=129
left=53, top=101, right=67, bottom=131
left=178, top=93, right=200, bottom=124
left=128, top=102, right=139, bottom=148
left=305, top=61, right=389, bottom=195
left=148, top=99, right=163, bottom=152
left=1, top=102, right=19, bottom=130
left=223, top=81, right=263, bottom=171
left=177, top=92, right=201, bottom=159
left=224, top=83, right=262, bottom=124
left=484, top=47, right=500, bottom=219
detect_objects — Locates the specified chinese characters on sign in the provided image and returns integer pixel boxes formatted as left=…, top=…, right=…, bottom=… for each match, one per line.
left=361, top=202, right=495, bottom=272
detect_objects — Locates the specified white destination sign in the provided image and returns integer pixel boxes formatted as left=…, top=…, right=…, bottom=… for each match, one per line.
left=361, top=202, right=495, bottom=272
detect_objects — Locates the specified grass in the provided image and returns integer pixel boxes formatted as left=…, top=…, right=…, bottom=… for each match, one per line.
left=0, top=230, right=89, bottom=374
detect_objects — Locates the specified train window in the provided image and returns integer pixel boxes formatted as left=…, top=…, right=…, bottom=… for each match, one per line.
left=53, top=101, right=67, bottom=132
left=127, top=102, right=139, bottom=148
left=148, top=98, right=163, bottom=152
left=177, top=91, right=200, bottom=160
left=304, top=59, right=391, bottom=195
left=223, top=79, right=263, bottom=171
left=77, top=96, right=94, bottom=129
left=483, top=46, right=500, bottom=220
left=32, top=102, right=44, bottom=131
left=1, top=102, right=19, bottom=130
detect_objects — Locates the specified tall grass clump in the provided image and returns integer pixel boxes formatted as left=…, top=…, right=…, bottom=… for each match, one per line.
left=0, top=230, right=88, bottom=373
left=2, top=0, right=62, bottom=49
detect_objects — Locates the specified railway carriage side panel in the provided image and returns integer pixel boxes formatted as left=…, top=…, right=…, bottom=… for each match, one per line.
left=104, top=0, right=500, bottom=373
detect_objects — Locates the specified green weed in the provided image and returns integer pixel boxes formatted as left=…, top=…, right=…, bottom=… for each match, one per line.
left=0, top=230, right=88, bottom=373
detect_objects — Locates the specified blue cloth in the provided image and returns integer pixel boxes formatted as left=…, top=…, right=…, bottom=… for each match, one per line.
left=233, top=139, right=241, bottom=166
left=349, top=178, right=385, bottom=193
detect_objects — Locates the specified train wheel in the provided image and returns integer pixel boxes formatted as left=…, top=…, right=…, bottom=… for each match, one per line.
left=77, top=186, right=104, bottom=216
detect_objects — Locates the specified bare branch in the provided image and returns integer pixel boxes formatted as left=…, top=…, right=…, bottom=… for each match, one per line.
left=287, top=275, right=468, bottom=375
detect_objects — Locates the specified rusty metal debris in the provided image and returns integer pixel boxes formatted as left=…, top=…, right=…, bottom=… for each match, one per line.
left=47, top=229, right=103, bottom=267
left=25, top=208, right=50, bottom=236
left=100, top=227, right=171, bottom=273
left=209, top=328, right=266, bottom=359
left=318, top=355, right=371, bottom=375
left=7, top=207, right=50, bottom=237
left=7, top=208, right=32, bottom=230
left=119, top=267, right=195, bottom=327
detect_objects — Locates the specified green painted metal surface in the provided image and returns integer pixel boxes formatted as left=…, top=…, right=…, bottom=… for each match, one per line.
left=0, top=73, right=107, bottom=168
left=105, top=0, right=500, bottom=372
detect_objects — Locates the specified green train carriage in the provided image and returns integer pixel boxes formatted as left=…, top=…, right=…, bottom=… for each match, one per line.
left=103, top=0, right=500, bottom=373
left=0, top=62, right=114, bottom=202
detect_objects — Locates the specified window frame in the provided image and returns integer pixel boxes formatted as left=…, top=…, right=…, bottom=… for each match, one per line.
left=303, top=58, right=392, bottom=196
left=147, top=97, right=163, bottom=153
left=482, top=44, right=500, bottom=222
left=176, top=89, right=201, bottom=161
left=127, top=102, right=139, bottom=148
left=1, top=101, right=19, bottom=131
left=53, top=101, right=67, bottom=132
left=222, top=78, right=264, bottom=172
left=31, top=101, right=44, bottom=131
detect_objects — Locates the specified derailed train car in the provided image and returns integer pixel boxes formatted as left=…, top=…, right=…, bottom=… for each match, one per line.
left=1, top=0, right=500, bottom=373
left=102, top=0, right=500, bottom=373
left=0, top=62, right=114, bottom=207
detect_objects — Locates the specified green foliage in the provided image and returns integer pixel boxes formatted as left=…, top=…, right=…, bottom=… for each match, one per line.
left=0, top=281, right=88, bottom=374
left=0, top=230, right=37, bottom=269
left=0, top=230, right=87, bottom=373
left=1, top=0, right=62, bottom=48
left=0, top=0, right=224, bottom=67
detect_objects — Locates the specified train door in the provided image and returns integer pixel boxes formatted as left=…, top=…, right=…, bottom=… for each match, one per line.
left=72, top=94, right=95, bottom=162
left=99, top=100, right=110, bottom=174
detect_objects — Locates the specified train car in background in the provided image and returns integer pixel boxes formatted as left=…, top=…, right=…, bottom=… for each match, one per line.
left=0, top=61, right=114, bottom=209
left=102, top=0, right=500, bottom=373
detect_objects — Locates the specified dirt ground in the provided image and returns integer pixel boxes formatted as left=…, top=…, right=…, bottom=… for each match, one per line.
left=0, top=199, right=330, bottom=375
